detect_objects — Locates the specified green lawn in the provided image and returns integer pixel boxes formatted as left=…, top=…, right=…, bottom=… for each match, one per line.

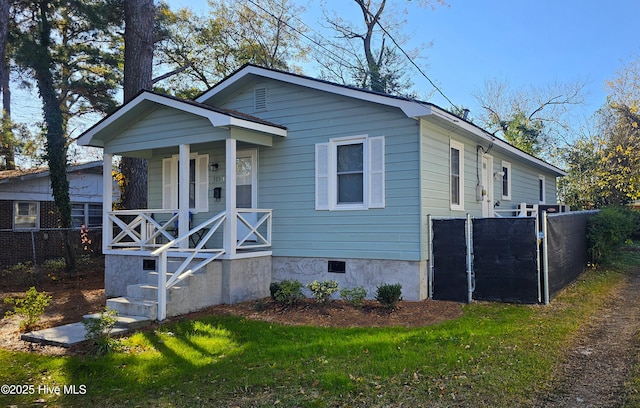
left=1, top=249, right=637, bottom=408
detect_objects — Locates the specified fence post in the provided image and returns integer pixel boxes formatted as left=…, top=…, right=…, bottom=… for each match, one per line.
left=542, top=211, right=550, bottom=305
left=426, top=214, right=433, bottom=299
left=466, top=213, right=474, bottom=303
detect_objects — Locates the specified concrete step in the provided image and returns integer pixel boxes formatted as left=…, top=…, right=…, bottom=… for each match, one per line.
left=82, top=313, right=152, bottom=330
left=107, top=297, right=158, bottom=321
left=126, top=283, right=187, bottom=302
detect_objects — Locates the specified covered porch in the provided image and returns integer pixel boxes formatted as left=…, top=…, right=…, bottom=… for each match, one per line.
left=77, top=91, right=287, bottom=320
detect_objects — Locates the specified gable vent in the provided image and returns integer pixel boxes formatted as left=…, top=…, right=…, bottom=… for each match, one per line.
left=254, top=87, right=267, bottom=111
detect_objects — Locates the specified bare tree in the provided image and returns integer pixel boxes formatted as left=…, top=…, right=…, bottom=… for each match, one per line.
left=317, top=0, right=445, bottom=97
left=474, top=78, right=587, bottom=158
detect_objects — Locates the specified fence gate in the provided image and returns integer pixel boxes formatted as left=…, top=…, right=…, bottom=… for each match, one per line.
left=431, top=218, right=469, bottom=302
left=472, top=217, right=539, bottom=303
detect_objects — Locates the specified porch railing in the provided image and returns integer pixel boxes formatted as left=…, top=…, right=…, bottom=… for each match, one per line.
left=494, top=203, right=539, bottom=218
left=105, top=208, right=273, bottom=320
left=237, top=209, right=272, bottom=249
left=151, top=210, right=227, bottom=321
left=106, top=209, right=178, bottom=250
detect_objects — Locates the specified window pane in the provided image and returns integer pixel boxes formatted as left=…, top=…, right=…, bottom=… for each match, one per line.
left=88, top=204, right=102, bottom=227
left=451, top=176, right=460, bottom=205
left=15, top=202, right=38, bottom=229
left=502, top=167, right=509, bottom=196
left=451, top=148, right=460, bottom=176
left=337, top=144, right=363, bottom=172
left=338, top=173, right=364, bottom=203
left=451, top=147, right=461, bottom=205
left=71, top=203, right=85, bottom=228
left=189, top=159, right=196, bottom=208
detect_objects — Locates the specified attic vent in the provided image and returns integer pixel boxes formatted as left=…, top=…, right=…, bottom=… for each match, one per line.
left=254, top=87, right=267, bottom=111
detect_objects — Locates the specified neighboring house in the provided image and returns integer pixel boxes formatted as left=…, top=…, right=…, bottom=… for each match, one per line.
left=77, top=65, right=566, bottom=320
left=0, top=161, right=104, bottom=268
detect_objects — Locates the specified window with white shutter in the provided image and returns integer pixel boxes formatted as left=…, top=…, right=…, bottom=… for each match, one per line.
left=315, top=135, right=385, bottom=211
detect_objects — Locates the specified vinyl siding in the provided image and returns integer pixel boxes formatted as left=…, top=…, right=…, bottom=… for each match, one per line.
left=208, top=78, right=423, bottom=261
left=105, top=106, right=229, bottom=154
left=419, top=119, right=561, bottom=258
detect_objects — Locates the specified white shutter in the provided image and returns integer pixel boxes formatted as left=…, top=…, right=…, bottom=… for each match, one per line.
left=196, top=154, right=209, bottom=212
left=162, top=157, right=176, bottom=209
left=368, top=136, right=385, bottom=208
left=315, top=143, right=330, bottom=210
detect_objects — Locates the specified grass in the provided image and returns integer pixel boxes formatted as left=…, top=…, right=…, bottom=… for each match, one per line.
left=1, top=248, right=638, bottom=407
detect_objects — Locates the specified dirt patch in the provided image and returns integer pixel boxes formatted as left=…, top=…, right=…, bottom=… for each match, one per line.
left=0, top=259, right=106, bottom=356
left=183, top=297, right=464, bottom=329
left=532, top=268, right=640, bottom=407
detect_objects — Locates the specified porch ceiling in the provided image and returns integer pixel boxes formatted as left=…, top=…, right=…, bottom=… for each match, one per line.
left=76, top=90, right=287, bottom=155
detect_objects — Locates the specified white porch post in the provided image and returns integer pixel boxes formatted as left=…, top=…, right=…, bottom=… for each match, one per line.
left=224, top=138, right=237, bottom=257
left=102, top=153, right=113, bottom=252
left=178, top=144, right=190, bottom=249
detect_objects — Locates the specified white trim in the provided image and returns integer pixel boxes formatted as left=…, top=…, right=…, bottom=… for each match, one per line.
left=450, top=140, right=464, bottom=211
left=481, top=154, right=494, bottom=217
left=501, top=161, right=512, bottom=201
left=162, top=152, right=210, bottom=213
left=13, top=201, right=40, bottom=230
left=332, top=135, right=368, bottom=211
left=197, top=65, right=427, bottom=118
left=315, top=135, right=385, bottom=211
left=315, top=143, right=330, bottom=210
left=77, top=91, right=286, bottom=148
left=539, top=175, right=546, bottom=204
left=236, top=149, right=258, bottom=209
left=196, top=65, right=564, bottom=177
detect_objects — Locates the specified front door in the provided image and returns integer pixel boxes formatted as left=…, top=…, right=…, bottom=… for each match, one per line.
left=481, top=155, right=494, bottom=217
left=236, top=150, right=257, bottom=240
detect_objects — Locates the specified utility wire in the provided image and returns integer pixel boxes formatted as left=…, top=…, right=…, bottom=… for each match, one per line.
left=238, top=0, right=457, bottom=107
left=374, top=19, right=456, bottom=107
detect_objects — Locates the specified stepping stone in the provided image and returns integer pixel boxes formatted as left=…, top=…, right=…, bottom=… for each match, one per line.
left=21, top=322, right=127, bottom=348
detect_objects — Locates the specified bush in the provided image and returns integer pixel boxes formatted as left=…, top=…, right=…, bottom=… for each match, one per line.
left=4, top=287, right=52, bottom=332
left=307, top=280, right=339, bottom=303
left=340, top=286, right=367, bottom=307
left=83, top=307, right=119, bottom=355
left=271, top=280, right=304, bottom=306
left=375, top=283, right=402, bottom=310
left=587, top=206, right=640, bottom=262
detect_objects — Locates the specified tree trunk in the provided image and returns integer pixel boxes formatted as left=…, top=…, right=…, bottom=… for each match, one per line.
left=32, top=0, right=75, bottom=271
left=0, top=0, right=14, bottom=170
left=119, top=0, right=154, bottom=210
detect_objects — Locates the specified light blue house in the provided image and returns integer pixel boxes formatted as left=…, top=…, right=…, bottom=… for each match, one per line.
left=77, top=65, right=565, bottom=320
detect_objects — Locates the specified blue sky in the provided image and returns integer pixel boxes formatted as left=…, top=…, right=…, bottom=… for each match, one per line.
left=11, top=0, right=640, bottom=163
left=167, top=0, right=640, bottom=126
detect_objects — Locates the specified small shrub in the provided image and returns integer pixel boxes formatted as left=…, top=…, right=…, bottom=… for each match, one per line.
left=588, top=206, right=640, bottom=262
left=307, top=280, right=339, bottom=303
left=375, top=283, right=402, bottom=310
left=269, top=282, right=281, bottom=301
left=340, top=286, right=367, bottom=307
left=272, top=280, right=304, bottom=306
left=4, top=287, right=52, bottom=332
left=83, top=307, right=119, bottom=355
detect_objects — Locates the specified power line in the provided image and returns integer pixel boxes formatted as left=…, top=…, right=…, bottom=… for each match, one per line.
left=235, top=0, right=457, bottom=107
left=373, top=19, right=456, bottom=107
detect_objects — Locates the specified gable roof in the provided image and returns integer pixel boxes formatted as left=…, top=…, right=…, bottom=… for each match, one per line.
left=0, top=161, right=103, bottom=184
left=76, top=90, right=287, bottom=148
left=197, top=64, right=566, bottom=177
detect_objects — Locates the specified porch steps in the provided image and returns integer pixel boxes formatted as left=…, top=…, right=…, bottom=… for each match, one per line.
left=106, top=265, right=208, bottom=321
left=106, top=297, right=159, bottom=321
